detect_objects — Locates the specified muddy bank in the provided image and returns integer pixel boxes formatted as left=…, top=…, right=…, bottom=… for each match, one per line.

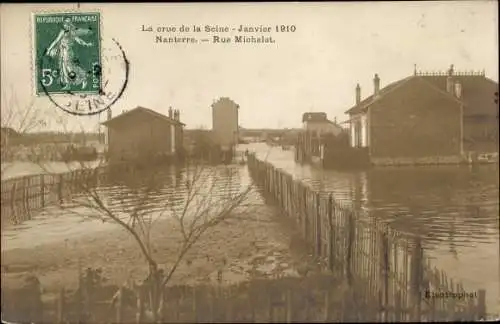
left=1, top=204, right=322, bottom=296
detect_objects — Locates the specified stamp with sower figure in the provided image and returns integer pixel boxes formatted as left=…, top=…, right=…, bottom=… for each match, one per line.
left=34, top=12, right=101, bottom=94
left=33, top=11, right=128, bottom=116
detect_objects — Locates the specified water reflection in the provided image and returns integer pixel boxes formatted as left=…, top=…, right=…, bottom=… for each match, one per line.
left=2, top=144, right=499, bottom=313
left=2, top=164, right=256, bottom=251
left=247, top=144, right=499, bottom=313
left=251, top=145, right=499, bottom=248
left=366, top=165, right=499, bottom=248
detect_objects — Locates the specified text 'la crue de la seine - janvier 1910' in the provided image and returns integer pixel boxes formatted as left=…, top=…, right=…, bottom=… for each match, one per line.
left=141, top=24, right=297, bottom=44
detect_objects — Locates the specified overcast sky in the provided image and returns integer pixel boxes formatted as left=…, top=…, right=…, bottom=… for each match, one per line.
left=1, top=1, right=498, bottom=132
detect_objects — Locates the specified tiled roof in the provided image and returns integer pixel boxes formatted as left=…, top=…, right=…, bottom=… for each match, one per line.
left=102, top=106, right=185, bottom=127
left=345, top=74, right=499, bottom=117
left=345, top=77, right=412, bottom=115
left=419, top=75, right=498, bottom=116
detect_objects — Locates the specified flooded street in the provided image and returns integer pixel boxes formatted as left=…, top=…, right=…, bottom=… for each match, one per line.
left=1, top=160, right=102, bottom=180
left=2, top=143, right=499, bottom=313
left=1, top=157, right=322, bottom=299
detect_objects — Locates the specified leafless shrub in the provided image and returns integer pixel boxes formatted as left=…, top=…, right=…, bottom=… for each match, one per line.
left=31, top=126, right=273, bottom=321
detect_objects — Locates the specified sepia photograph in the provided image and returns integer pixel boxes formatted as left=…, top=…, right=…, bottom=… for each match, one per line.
left=1, top=1, right=499, bottom=323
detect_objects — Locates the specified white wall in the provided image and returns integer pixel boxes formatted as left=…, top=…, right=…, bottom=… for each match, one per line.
left=361, top=115, right=367, bottom=147
left=350, top=118, right=357, bottom=147
left=349, top=113, right=369, bottom=148
left=170, top=124, right=175, bottom=154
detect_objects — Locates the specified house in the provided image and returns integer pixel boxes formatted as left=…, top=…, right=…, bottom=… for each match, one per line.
left=302, top=112, right=343, bottom=137
left=211, top=97, right=239, bottom=151
left=101, top=106, right=185, bottom=163
left=1, top=127, right=20, bottom=148
left=345, top=65, right=499, bottom=165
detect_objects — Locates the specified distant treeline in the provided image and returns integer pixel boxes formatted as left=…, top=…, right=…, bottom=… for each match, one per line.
left=4, top=131, right=104, bottom=145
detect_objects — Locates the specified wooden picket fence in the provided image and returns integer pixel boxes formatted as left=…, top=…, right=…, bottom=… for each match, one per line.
left=3, top=269, right=388, bottom=323
left=1, top=154, right=492, bottom=323
left=0, top=162, right=142, bottom=228
left=0, top=155, right=233, bottom=229
left=247, top=152, right=488, bottom=322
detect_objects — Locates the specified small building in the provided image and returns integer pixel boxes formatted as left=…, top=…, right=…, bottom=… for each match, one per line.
left=102, top=106, right=185, bottom=163
left=1, top=127, right=21, bottom=148
left=302, top=112, right=343, bottom=137
left=345, top=65, right=499, bottom=165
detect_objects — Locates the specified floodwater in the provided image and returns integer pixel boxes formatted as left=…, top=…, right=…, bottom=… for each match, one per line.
left=1, top=160, right=102, bottom=180
left=2, top=143, right=499, bottom=313
left=247, top=143, right=500, bottom=315
left=1, top=163, right=256, bottom=250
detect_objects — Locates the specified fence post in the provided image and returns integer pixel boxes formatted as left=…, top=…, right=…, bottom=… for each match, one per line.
left=266, top=165, right=270, bottom=194
left=346, top=212, right=355, bottom=286
left=58, top=174, right=64, bottom=204
left=271, top=166, right=275, bottom=198
left=267, top=164, right=274, bottom=198
left=10, top=181, right=17, bottom=222
left=22, top=177, right=29, bottom=216
left=303, top=186, right=308, bottom=242
left=285, top=288, right=293, bottom=323
left=226, top=286, right=234, bottom=322
left=267, top=290, right=274, bottom=322
left=381, top=227, right=390, bottom=322
left=136, top=288, right=145, bottom=324
left=279, top=171, right=283, bottom=209
left=283, top=174, right=287, bottom=213
left=315, top=192, right=321, bottom=258
left=40, top=174, right=45, bottom=208
left=285, top=174, right=290, bottom=214
left=115, top=286, right=123, bottom=323
left=192, top=286, right=198, bottom=323
left=159, top=288, right=166, bottom=322
left=249, top=288, right=255, bottom=323
left=477, top=289, right=486, bottom=320
left=327, top=194, right=334, bottom=271
left=324, top=289, right=331, bottom=321
left=410, top=237, right=423, bottom=321
left=57, top=288, right=65, bottom=324
left=395, top=290, right=402, bottom=321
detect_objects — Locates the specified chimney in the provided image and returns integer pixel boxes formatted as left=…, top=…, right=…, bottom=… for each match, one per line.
left=454, top=82, right=462, bottom=99
left=446, top=64, right=454, bottom=93
left=168, top=106, right=173, bottom=118
left=374, top=74, right=380, bottom=96
left=175, top=109, right=180, bottom=121
left=355, top=83, right=361, bottom=105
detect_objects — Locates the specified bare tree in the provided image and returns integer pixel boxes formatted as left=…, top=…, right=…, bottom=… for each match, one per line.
left=1, top=85, right=48, bottom=176
left=0, top=86, right=46, bottom=134
left=33, top=132, right=270, bottom=321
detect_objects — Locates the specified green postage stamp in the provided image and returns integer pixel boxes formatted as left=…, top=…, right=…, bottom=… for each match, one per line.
left=33, top=12, right=102, bottom=95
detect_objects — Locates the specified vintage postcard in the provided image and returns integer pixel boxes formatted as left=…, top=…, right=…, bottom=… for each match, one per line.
left=1, top=2, right=498, bottom=323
